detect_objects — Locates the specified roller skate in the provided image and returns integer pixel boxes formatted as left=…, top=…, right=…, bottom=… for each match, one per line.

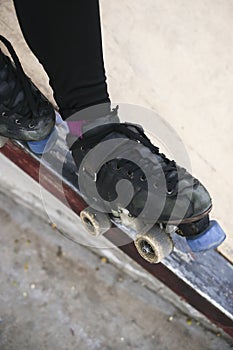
left=68, top=105, right=226, bottom=263
left=0, top=35, right=55, bottom=149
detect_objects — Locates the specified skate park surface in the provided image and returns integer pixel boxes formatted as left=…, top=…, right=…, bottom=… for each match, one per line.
left=0, top=0, right=233, bottom=349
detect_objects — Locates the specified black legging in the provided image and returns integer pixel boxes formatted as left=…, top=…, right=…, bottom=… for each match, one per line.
left=13, top=0, right=110, bottom=119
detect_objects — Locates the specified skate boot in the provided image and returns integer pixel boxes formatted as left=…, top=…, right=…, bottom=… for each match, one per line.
left=68, top=105, right=226, bottom=262
left=0, top=35, right=55, bottom=147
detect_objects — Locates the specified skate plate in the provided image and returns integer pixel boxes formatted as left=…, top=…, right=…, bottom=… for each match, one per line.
left=80, top=202, right=226, bottom=263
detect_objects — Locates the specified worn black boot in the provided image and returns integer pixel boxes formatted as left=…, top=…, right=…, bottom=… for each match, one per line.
left=68, top=105, right=212, bottom=226
left=0, top=35, right=55, bottom=141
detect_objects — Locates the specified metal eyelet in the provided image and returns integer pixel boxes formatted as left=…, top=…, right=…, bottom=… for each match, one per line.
left=167, top=190, right=173, bottom=195
left=127, top=171, right=133, bottom=179
left=80, top=146, right=85, bottom=151
left=1, top=112, right=7, bottom=117
left=28, top=122, right=35, bottom=129
left=15, top=119, right=21, bottom=125
left=140, top=175, right=146, bottom=181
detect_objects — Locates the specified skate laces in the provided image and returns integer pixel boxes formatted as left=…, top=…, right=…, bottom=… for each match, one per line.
left=0, top=35, right=41, bottom=126
left=71, top=121, right=187, bottom=193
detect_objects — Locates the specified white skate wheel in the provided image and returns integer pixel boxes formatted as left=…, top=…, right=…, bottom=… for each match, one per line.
left=134, top=225, right=174, bottom=263
left=80, top=206, right=111, bottom=237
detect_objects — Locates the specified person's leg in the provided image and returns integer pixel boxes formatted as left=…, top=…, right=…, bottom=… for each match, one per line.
left=13, top=0, right=110, bottom=119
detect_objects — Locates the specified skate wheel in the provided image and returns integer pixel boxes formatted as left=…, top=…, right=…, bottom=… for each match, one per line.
left=0, top=136, right=8, bottom=148
left=134, top=226, right=174, bottom=264
left=186, top=220, right=226, bottom=252
left=80, top=206, right=111, bottom=237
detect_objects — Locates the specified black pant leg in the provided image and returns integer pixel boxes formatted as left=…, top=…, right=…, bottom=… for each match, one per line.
left=13, top=0, right=110, bottom=118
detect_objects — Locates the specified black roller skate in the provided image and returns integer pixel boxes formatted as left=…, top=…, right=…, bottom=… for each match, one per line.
left=0, top=35, right=55, bottom=148
left=68, top=105, right=226, bottom=263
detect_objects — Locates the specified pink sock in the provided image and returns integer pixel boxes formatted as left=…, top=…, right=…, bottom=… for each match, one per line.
left=67, top=120, right=86, bottom=138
